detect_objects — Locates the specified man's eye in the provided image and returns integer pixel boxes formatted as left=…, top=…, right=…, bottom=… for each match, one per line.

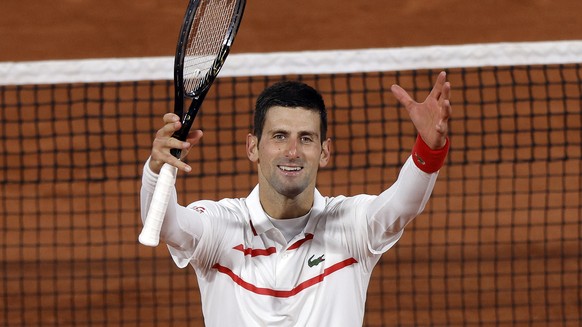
left=273, top=134, right=285, bottom=140
left=301, top=136, right=313, bottom=143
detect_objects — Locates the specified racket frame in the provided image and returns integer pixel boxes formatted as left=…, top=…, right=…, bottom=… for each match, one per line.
left=172, top=0, right=246, bottom=151
left=139, top=0, right=246, bottom=247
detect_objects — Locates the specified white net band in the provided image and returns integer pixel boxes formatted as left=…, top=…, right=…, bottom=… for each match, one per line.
left=1, top=40, right=581, bottom=85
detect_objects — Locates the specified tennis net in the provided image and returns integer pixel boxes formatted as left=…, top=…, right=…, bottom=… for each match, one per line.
left=1, top=41, right=581, bottom=326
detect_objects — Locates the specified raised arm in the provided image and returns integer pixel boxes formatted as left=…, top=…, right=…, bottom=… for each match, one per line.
left=366, top=72, right=451, bottom=251
left=140, top=113, right=205, bottom=248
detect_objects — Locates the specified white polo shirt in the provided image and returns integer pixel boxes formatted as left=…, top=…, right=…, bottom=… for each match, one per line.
left=141, top=156, right=439, bottom=327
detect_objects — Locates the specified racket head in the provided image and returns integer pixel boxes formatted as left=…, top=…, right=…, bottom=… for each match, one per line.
left=174, top=0, right=246, bottom=120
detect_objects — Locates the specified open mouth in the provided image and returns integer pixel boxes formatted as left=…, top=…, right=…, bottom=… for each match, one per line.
left=278, top=165, right=303, bottom=172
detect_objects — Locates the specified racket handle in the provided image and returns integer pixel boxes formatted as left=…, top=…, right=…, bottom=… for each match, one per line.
left=139, top=163, right=178, bottom=247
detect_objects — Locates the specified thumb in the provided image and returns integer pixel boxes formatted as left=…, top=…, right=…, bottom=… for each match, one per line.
left=181, top=130, right=204, bottom=158
left=391, top=84, right=415, bottom=110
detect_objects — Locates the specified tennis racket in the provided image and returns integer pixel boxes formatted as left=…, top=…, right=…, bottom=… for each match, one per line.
left=139, top=0, right=246, bottom=247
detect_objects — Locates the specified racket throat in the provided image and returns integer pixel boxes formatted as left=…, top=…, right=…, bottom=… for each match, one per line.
left=171, top=93, right=206, bottom=159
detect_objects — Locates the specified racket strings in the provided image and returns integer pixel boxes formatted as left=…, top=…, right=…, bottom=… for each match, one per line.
left=184, top=0, right=237, bottom=94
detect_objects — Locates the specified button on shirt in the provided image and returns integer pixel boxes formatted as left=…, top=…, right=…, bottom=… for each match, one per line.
left=140, top=156, right=439, bottom=327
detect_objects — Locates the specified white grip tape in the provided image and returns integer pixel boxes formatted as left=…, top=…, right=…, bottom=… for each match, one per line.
left=138, top=163, right=178, bottom=247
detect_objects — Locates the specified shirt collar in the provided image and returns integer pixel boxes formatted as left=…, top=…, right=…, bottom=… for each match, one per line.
left=245, top=185, right=325, bottom=236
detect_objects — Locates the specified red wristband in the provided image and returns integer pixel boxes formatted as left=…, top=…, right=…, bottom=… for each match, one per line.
left=411, top=135, right=450, bottom=173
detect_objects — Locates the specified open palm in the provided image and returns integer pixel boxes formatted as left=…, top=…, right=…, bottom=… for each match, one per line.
left=391, top=71, right=451, bottom=149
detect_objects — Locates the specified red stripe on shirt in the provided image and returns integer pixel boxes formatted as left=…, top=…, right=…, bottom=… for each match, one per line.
left=288, top=233, right=313, bottom=250
left=249, top=220, right=258, bottom=236
left=212, top=257, right=358, bottom=298
left=232, top=233, right=313, bottom=257
left=233, top=244, right=277, bottom=256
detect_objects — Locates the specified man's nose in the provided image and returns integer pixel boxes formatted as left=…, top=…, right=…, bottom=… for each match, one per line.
left=286, top=137, right=299, bottom=158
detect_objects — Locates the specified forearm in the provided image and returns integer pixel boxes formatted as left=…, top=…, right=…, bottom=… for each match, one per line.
left=368, top=157, right=437, bottom=233
left=368, top=136, right=449, bottom=235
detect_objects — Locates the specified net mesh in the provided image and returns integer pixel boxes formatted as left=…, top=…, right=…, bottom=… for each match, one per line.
left=1, top=43, right=581, bottom=326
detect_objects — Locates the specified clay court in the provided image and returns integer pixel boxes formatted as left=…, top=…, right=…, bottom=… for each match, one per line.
left=1, top=1, right=581, bottom=326
left=1, top=0, right=582, bottom=61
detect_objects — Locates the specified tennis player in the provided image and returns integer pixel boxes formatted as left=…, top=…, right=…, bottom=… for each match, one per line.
left=140, top=72, right=451, bottom=326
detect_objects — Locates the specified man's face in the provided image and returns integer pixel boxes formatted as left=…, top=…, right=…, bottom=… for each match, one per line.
left=246, top=106, right=330, bottom=199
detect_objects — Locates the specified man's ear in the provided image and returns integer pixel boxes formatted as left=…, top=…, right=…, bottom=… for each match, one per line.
left=319, top=138, right=331, bottom=167
left=246, top=133, right=259, bottom=162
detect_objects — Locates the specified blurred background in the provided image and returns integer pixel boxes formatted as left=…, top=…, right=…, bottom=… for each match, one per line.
left=0, top=0, right=581, bottom=61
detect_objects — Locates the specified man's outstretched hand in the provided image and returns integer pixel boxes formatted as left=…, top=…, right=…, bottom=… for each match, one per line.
left=391, top=71, right=451, bottom=149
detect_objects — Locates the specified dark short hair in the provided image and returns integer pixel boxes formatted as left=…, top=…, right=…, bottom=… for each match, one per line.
left=253, top=80, right=327, bottom=142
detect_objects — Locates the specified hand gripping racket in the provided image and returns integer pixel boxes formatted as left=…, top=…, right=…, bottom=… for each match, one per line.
left=139, top=0, right=246, bottom=247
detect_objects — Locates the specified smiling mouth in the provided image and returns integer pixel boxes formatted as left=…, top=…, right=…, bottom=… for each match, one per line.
left=278, top=165, right=303, bottom=172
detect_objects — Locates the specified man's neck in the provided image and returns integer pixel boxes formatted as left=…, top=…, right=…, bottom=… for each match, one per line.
left=259, top=187, right=314, bottom=219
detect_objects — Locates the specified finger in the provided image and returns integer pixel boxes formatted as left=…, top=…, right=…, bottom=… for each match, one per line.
left=436, top=84, right=452, bottom=134
left=152, top=138, right=193, bottom=173
left=390, top=84, right=415, bottom=109
left=441, top=98, right=452, bottom=122
left=163, top=112, right=180, bottom=123
left=436, top=100, right=451, bottom=132
left=152, top=125, right=188, bottom=158
left=159, top=113, right=181, bottom=136
left=442, top=81, right=451, bottom=101
left=166, top=136, right=193, bottom=151
left=438, top=81, right=451, bottom=108
left=185, top=130, right=204, bottom=145
left=156, top=119, right=182, bottom=138
left=429, top=71, right=447, bottom=99
left=163, top=154, right=192, bottom=173
left=150, top=113, right=191, bottom=174
left=442, top=82, right=452, bottom=118
left=150, top=142, right=188, bottom=174
left=179, top=130, right=204, bottom=153
left=180, top=130, right=204, bottom=160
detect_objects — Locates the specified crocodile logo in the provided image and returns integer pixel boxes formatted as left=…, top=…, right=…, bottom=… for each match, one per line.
left=308, top=254, right=325, bottom=267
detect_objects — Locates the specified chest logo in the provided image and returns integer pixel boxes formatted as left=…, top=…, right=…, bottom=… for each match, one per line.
left=192, top=206, right=206, bottom=214
left=307, top=254, right=325, bottom=267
